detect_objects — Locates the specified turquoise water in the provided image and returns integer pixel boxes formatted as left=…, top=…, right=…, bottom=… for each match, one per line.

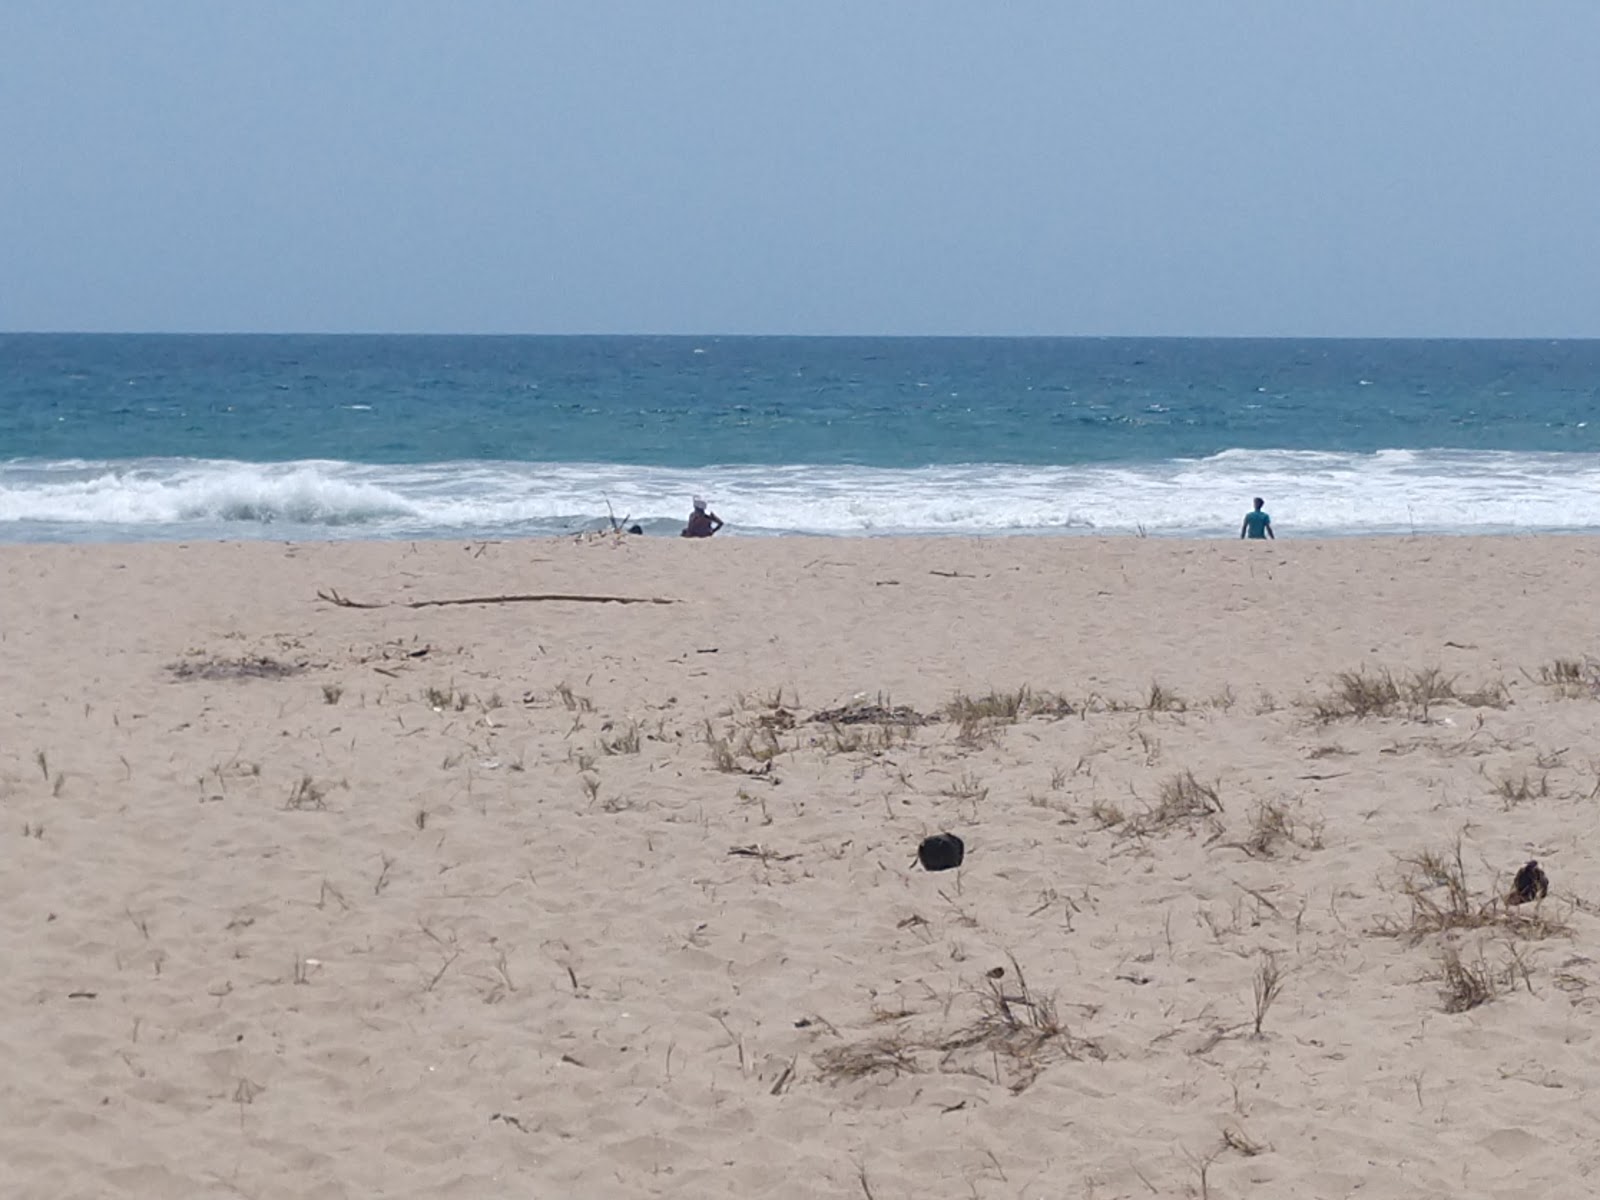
left=3, top=334, right=1598, bottom=540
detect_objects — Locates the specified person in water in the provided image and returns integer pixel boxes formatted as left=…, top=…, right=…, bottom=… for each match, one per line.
left=682, top=498, right=724, bottom=538
left=1240, top=497, right=1274, bottom=540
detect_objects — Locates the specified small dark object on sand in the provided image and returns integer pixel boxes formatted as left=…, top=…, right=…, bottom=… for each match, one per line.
left=1509, top=860, right=1549, bottom=905
left=917, top=833, right=965, bottom=872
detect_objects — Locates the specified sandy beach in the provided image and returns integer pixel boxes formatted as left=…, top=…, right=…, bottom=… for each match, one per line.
left=3, top=533, right=1600, bottom=1199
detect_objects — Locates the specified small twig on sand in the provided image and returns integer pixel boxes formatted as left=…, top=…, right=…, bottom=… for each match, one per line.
left=728, top=844, right=798, bottom=863
left=317, top=588, right=384, bottom=608
left=424, top=949, right=463, bottom=993
left=770, top=1058, right=797, bottom=1095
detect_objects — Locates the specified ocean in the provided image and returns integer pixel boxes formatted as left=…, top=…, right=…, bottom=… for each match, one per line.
left=2, top=334, right=1597, bottom=543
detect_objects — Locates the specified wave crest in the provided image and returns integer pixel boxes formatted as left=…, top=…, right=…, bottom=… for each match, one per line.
left=0, top=461, right=415, bottom=528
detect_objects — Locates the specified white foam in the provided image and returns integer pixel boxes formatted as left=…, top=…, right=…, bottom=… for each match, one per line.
left=3, top=450, right=1600, bottom=541
left=0, top=461, right=415, bottom=529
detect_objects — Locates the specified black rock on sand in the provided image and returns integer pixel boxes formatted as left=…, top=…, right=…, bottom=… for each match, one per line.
left=917, top=833, right=965, bottom=872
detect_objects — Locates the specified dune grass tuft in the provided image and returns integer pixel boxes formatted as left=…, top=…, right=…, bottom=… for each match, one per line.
left=1125, top=770, right=1222, bottom=836
left=1251, top=951, right=1284, bottom=1036
left=816, top=957, right=1101, bottom=1094
left=943, top=686, right=1073, bottom=743
left=814, top=1035, right=920, bottom=1082
left=1308, top=666, right=1505, bottom=722
left=1145, top=680, right=1187, bottom=712
left=1436, top=946, right=1527, bottom=1013
left=600, top=720, right=641, bottom=755
left=284, top=775, right=327, bottom=811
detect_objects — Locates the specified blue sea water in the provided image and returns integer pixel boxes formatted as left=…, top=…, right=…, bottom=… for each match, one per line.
left=2, top=334, right=1598, bottom=542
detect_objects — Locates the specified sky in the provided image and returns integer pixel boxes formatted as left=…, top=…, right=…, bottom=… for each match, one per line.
left=3, top=2, right=1598, bottom=337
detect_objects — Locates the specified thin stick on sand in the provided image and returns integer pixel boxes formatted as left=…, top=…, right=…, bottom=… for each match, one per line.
left=316, top=588, right=677, bottom=609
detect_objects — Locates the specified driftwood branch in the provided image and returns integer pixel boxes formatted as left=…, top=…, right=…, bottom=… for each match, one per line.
left=407, top=593, right=675, bottom=608
left=317, top=588, right=676, bottom=609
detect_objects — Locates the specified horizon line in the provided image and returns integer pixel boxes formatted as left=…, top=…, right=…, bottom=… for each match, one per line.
left=4, top=330, right=1599, bottom=342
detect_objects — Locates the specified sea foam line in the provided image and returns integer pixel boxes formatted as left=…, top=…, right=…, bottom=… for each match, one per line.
left=3, top=451, right=1600, bottom=539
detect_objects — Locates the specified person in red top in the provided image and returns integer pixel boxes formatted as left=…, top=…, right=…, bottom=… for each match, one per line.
left=681, top=497, right=724, bottom=538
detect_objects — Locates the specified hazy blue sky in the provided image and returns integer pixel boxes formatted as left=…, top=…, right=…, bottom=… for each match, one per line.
left=3, top=2, right=1598, bottom=336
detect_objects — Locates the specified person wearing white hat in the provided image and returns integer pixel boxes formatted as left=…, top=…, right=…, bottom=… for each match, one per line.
left=682, top=497, right=724, bottom=538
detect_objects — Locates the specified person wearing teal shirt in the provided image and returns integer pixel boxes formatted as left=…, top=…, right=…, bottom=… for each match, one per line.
left=1241, top=497, right=1274, bottom=539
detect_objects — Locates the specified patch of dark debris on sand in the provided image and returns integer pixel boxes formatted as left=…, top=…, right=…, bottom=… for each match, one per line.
left=810, top=699, right=935, bottom=726
left=167, top=655, right=312, bottom=682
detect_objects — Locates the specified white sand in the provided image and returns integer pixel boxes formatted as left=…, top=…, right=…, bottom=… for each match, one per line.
left=3, top=534, right=1599, bottom=1198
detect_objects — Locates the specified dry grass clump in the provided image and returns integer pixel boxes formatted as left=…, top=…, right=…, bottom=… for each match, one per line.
left=941, top=770, right=989, bottom=802
left=1242, top=798, right=1293, bottom=857
left=814, top=1035, right=920, bottom=1081
left=703, top=721, right=740, bottom=773
left=815, top=959, right=1101, bottom=1094
left=1025, top=690, right=1076, bottom=718
left=1438, top=947, right=1495, bottom=1012
left=1456, top=680, right=1511, bottom=709
left=1251, top=951, right=1284, bottom=1035
left=423, top=684, right=471, bottom=711
left=945, top=689, right=1023, bottom=746
left=1089, top=798, right=1125, bottom=828
left=1389, top=842, right=1476, bottom=935
left=1437, top=945, right=1531, bottom=1013
left=1541, top=658, right=1585, bottom=684
left=554, top=681, right=593, bottom=712
left=935, top=961, right=1104, bottom=1092
left=757, top=705, right=797, bottom=731
left=1229, top=797, right=1324, bottom=858
left=1311, top=668, right=1403, bottom=720
left=1145, top=680, right=1187, bottom=712
left=1495, top=771, right=1548, bottom=807
left=1528, top=657, right=1600, bottom=698
left=1308, top=665, right=1503, bottom=722
left=738, top=725, right=785, bottom=761
left=1404, top=666, right=1460, bottom=719
left=943, top=686, right=1073, bottom=743
left=702, top=717, right=787, bottom=775
left=943, top=687, right=1022, bottom=724
left=1157, top=770, right=1222, bottom=818
left=599, top=720, right=641, bottom=755
left=816, top=721, right=914, bottom=755
left=737, top=684, right=796, bottom=712
left=1125, top=770, right=1222, bottom=836
left=818, top=724, right=865, bottom=754
left=284, top=774, right=327, bottom=811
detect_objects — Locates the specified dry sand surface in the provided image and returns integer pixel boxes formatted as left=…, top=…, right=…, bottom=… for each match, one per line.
left=3, top=533, right=1600, bottom=1199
